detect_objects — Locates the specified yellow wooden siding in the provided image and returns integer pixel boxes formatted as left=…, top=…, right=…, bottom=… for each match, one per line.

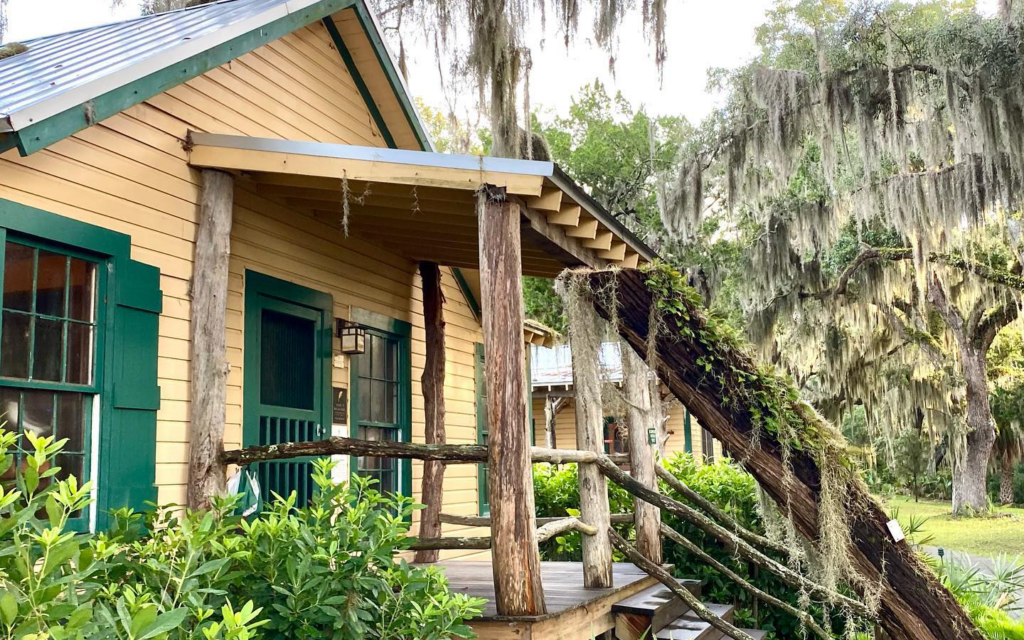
left=0, top=21, right=492, bottom=556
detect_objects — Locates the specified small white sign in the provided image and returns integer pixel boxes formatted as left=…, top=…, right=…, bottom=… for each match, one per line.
left=331, top=423, right=350, bottom=483
left=886, top=519, right=905, bottom=543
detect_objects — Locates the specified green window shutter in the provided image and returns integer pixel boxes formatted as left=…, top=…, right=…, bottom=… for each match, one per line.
left=475, top=343, right=488, bottom=515
left=684, top=408, right=693, bottom=454
left=98, top=258, right=161, bottom=528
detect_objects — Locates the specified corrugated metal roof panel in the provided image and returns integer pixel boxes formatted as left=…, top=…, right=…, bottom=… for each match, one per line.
left=531, top=343, right=623, bottom=388
left=0, top=0, right=321, bottom=131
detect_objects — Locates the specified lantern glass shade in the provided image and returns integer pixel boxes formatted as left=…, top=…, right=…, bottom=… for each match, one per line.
left=337, top=320, right=366, bottom=355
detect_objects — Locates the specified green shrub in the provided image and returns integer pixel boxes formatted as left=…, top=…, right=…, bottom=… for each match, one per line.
left=0, top=431, right=484, bottom=640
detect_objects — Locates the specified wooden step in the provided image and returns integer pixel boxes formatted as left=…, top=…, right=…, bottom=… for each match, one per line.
left=612, top=579, right=701, bottom=640
left=656, top=604, right=767, bottom=640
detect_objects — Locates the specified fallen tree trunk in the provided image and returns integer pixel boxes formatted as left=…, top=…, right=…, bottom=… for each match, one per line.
left=587, top=268, right=980, bottom=640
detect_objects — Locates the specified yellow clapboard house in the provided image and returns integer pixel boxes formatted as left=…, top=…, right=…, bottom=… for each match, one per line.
left=0, top=0, right=655, bottom=555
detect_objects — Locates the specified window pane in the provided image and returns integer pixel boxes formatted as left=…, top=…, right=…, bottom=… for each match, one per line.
left=385, top=381, right=396, bottom=423
left=1, top=311, right=30, bottom=379
left=56, top=393, right=85, bottom=452
left=0, top=387, right=19, bottom=436
left=3, top=242, right=34, bottom=312
left=359, top=377, right=371, bottom=420
left=66, top=323, right=93, bottom=385
left=358, top=344, right=370, bottom=378
left=22, top=389, right=54, bottom=439
left=386, top=339, right=397, bottom=380
left=370, top=379, right=386, bottom=423
left=68, top=259, right=95, bottom=322
left=371, top=335, right=385, bottom=378
left=32, top=317, right=62, bottom=382
left=55, top=453, right=84, bottom=484
left=35, top=250, right=67, bottom=317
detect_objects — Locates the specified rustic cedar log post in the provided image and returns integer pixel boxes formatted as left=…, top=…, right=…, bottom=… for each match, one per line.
left=567, top=304, right=614, bottom=588
left=620, top=344, right=663, bottom=564
left=544, top=394, right=556, bottom=449
left=187, top=169, right=234, bottom=511
left=414, top=262, right=446, bottom=564
left=477, top=185, right=546, bottom=616
left=589, top=269, right=981, bottom=640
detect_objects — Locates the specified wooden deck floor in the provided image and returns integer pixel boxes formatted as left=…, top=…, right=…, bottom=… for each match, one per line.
left=418, top=561, right=659, bottom=639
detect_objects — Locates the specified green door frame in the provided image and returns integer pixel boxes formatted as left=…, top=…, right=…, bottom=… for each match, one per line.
left=242, top=270, right=333, bottom=449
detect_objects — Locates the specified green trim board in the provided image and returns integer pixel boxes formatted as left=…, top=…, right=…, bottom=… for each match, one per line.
left=474, top=342, right=488, bottom=515
left=0, top=197, right=162, bottom=532
left=350, top=2, right=432, bottom=152
left=321, top=17, right=397, bottom=150
left=684, top=408, right=692, bottom=454
left=11, top=0, right=359, bottom=156
left=348, top=309, right=413, bottom=500
left=452, top=269, right=481, bottom=322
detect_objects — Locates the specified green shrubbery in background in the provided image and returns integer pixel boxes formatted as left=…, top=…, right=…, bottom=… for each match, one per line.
left=0, top=431, right=484, bottom=640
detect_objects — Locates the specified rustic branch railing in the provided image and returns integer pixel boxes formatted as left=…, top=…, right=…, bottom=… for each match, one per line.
left=410, top=516, right=599, bottom=551
left=221, top=432, right=866, bottom=627
left=221, top=438, right=628, bottom=467
left=609, top=528, right=757, bottom=640
left=439, top=513, right=635, bottom=527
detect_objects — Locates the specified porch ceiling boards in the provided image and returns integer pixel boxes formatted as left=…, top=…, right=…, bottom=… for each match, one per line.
left=186, top=131, right=655, bottom=278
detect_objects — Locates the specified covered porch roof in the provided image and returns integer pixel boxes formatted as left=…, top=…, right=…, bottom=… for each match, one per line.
left=187, top=131, right=656, bottom=278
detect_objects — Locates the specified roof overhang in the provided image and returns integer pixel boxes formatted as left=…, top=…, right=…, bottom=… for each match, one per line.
left=187, top=131, right=655, bottom=276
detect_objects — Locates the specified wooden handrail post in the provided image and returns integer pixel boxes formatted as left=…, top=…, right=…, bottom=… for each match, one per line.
left=477, top=185, right=546, bottom=616
left=188, top=169, right=234, bottom=510
left=566, top=297, right=614, bottom=588
left=621, top=344, right=663, bottom=564
left=414, top=262, right=446, bottom=564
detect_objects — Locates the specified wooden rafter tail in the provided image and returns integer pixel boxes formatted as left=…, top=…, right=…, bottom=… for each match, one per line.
left=549, top=204, right=582, bottom=226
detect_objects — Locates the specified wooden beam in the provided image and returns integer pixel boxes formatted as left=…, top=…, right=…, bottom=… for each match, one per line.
left=566, top=218, right=599, bottom=239
left=478, top=185, right=546, bottom=616
left=414, top=262, right=447, bottom=564
left=619, top=252, right=641, bottom=269
left=440, top=512, right=635, bottom=527
left=528, top=187, right=563, bottom=213
left=549, top=204, right=581, bottom=226
left=567, top=301, right=614, bottom=588
left=189, top=145, right=546, bottom=196
left=583, top=230, right=614, bottom=251
left=518, top=203, right=610, bottom=271
left=620, top=345, right=663, bottom=564
left=599, top=241, right=627, bottom=262
left=188, top=169, right=234, bottom=510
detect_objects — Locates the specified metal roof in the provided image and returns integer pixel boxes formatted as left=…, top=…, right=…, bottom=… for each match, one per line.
left=0, top=0, right=326, bottom=132
left=531, top=343, right=624, bottom=388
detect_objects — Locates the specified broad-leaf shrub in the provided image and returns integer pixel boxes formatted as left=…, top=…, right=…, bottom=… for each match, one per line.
left=0, top=432, right=484, bottom=640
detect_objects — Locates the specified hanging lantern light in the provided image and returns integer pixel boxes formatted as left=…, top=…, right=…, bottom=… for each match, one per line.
left=336, top=319, right=366, bottom=355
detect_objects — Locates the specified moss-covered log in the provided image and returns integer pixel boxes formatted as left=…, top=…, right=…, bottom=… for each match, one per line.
left=587, top=267, right=982, bottom=640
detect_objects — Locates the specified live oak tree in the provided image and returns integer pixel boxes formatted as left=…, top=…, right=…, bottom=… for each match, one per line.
left=661, top=0, right=1024, bottom=515
left=368, top=0, right=670, bottom=159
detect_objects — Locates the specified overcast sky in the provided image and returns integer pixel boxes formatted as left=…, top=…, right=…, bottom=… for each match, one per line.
left=3, top=0, right=1001, bottom=125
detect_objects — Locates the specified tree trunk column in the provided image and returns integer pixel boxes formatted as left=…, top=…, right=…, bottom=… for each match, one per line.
left=621, top=344, right=663, bottom=564
left=477, top=185, right=546, bottom=616
left=188, top=169, right=235, bottom=510
left=568, top=310, right=614, bottom=588
left=953, top=346, right=997, bottom=514
left=414, top=262, right=447, bottom=563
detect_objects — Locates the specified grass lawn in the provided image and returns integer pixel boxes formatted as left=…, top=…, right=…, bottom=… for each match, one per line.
left=878, top=495, right=1024, bottom=558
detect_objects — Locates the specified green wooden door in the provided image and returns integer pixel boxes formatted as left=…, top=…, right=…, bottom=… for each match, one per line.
left=243, top=272, right=332, bottom=507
